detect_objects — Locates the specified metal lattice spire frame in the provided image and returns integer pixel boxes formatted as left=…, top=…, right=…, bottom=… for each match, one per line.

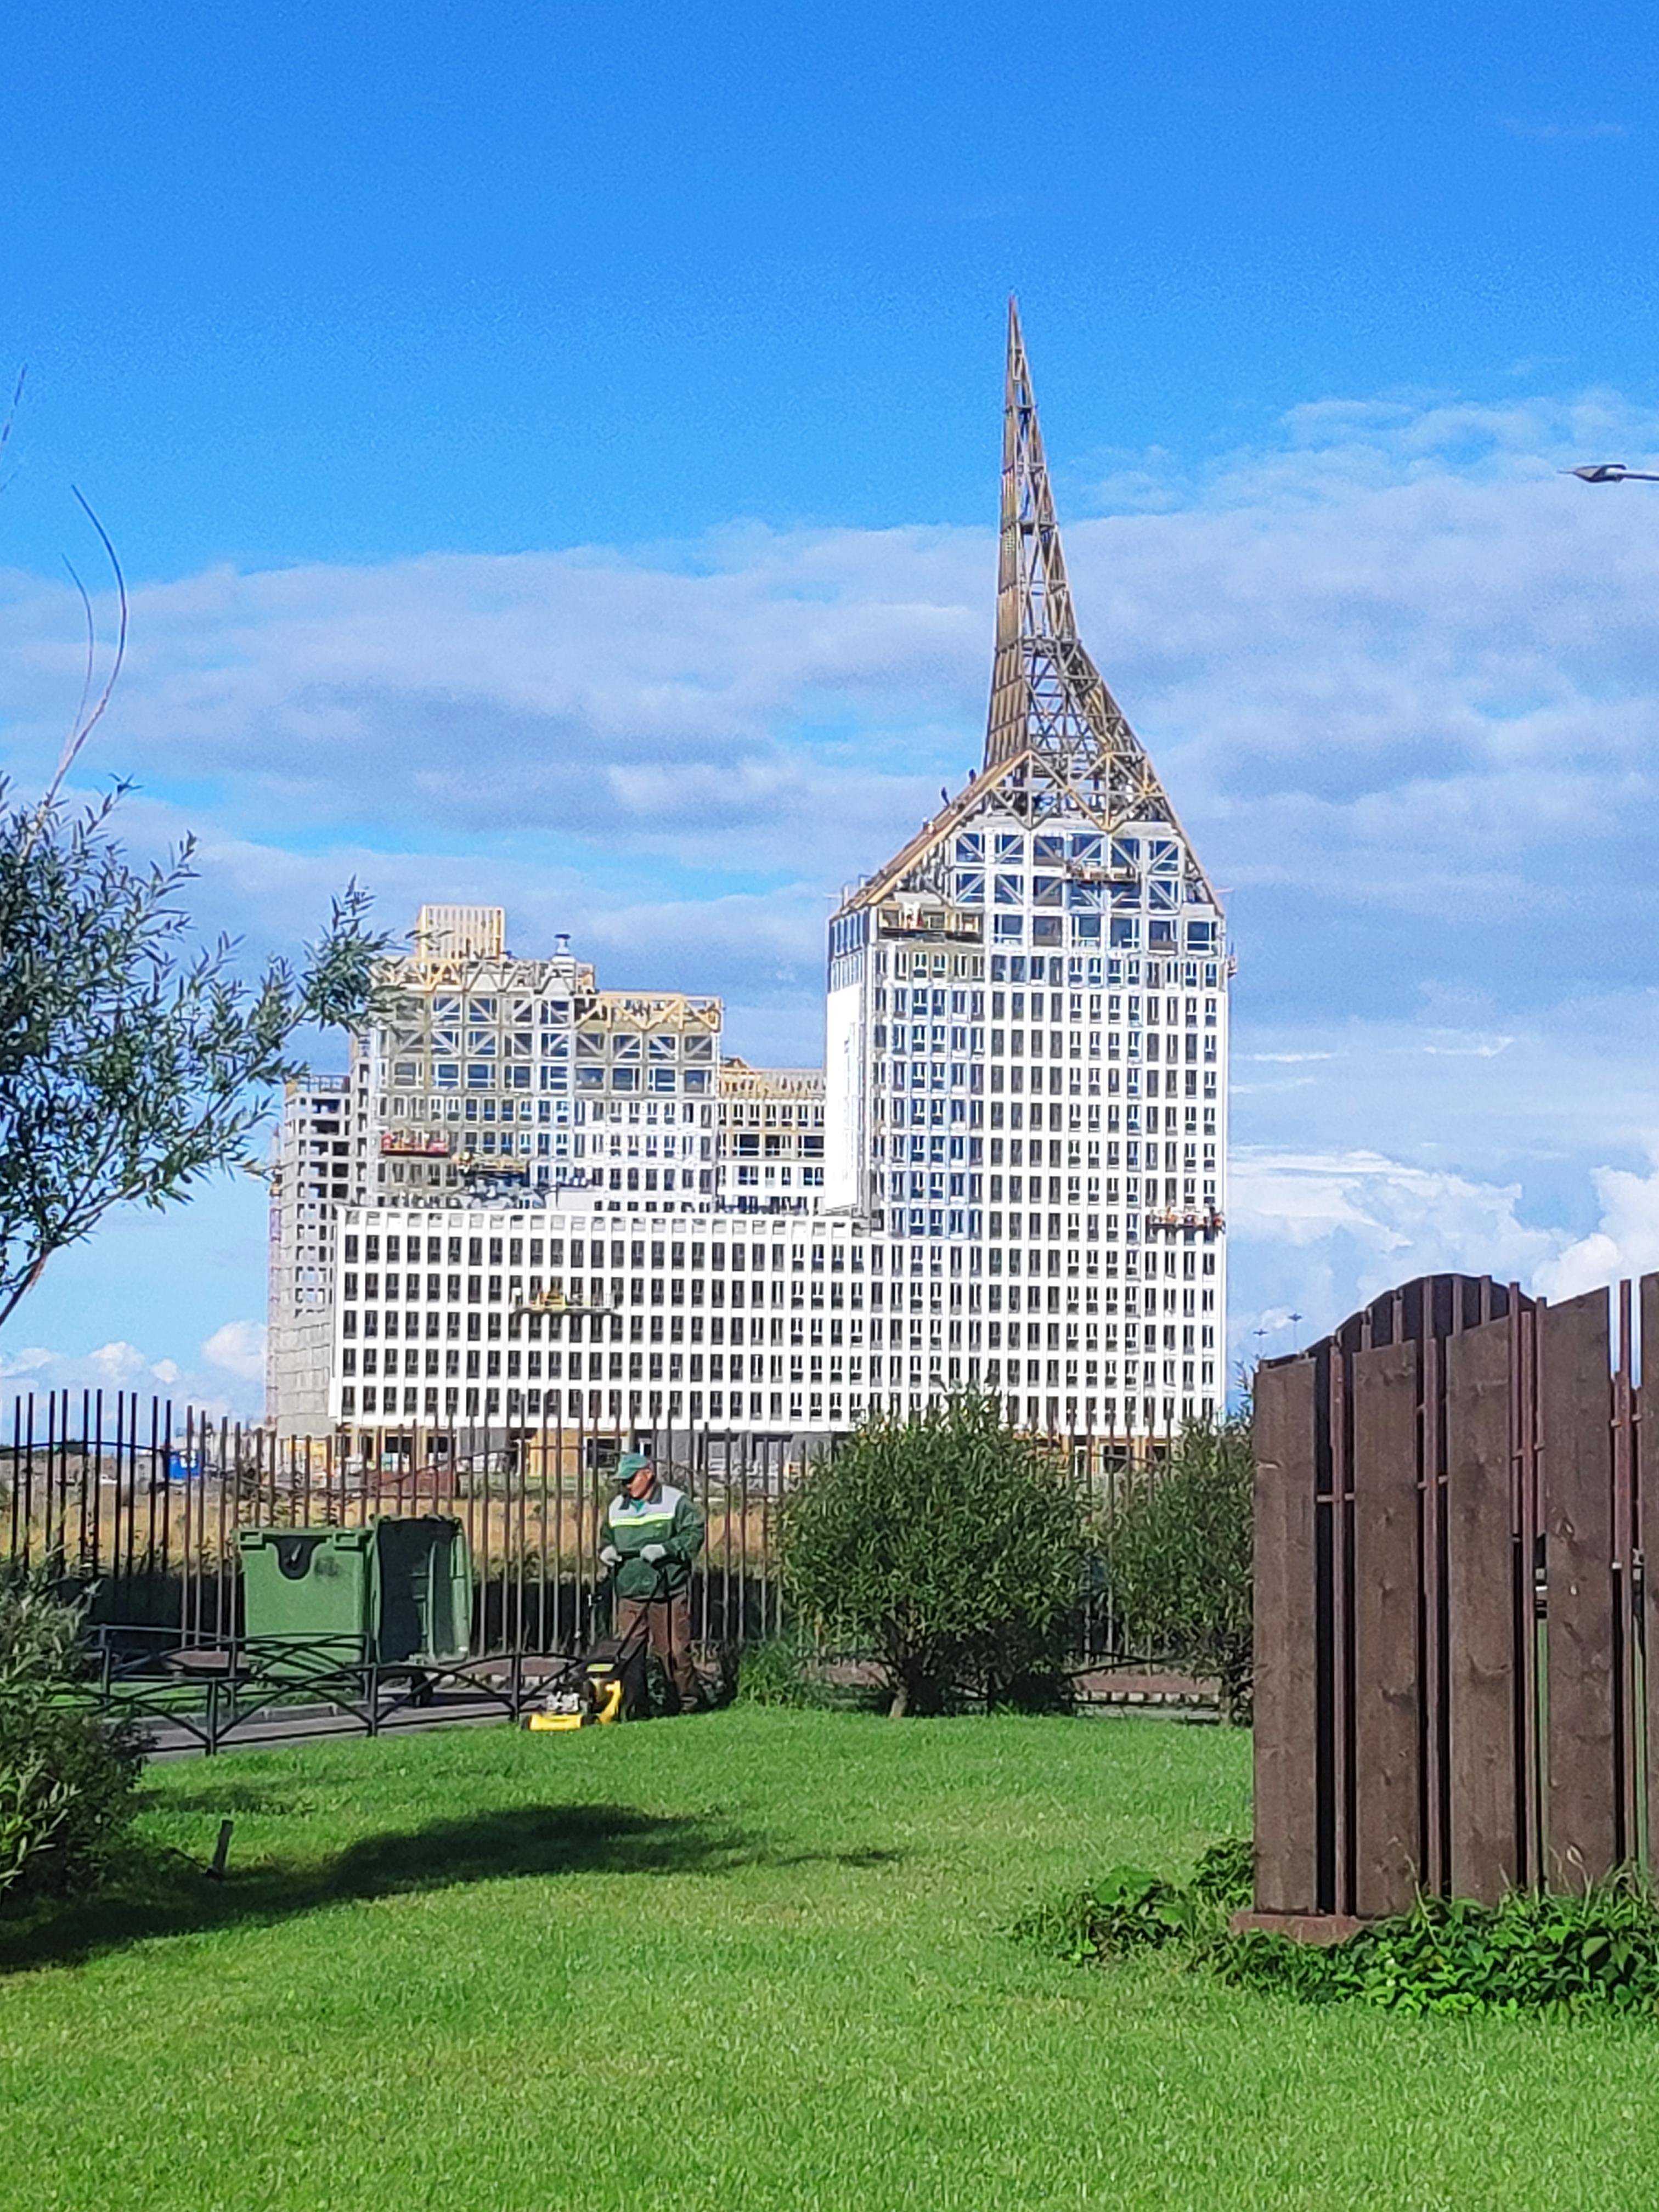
left=983, top=300, right=1215, bottom=892
left=841, top=298, right=1219, bottom=916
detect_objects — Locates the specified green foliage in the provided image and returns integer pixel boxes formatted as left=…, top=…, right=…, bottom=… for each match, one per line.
left=1012, top=1865, right=1206, bottom=1963
left=0, top=779, right=388, bottom=1328
left=1104, top=1409, right=1254, bottom=1720
left=777, top=1395, right=1092, bottom=1717
left=733, top=1634, right=833, bottom=1710
left=1189, top=1834, right=1255, bottom=1909
left=1022, top=1829, right=1659, bottom=2019
left=1220, top=1882, right=1659, bottom=2017
left=0, top=1569, right=140, bottom=1905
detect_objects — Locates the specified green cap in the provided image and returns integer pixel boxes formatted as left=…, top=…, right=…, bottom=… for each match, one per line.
left=617, top=1451, right=651, bottom=1480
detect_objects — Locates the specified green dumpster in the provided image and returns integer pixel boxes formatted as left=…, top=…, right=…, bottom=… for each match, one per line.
left=236, top=1517, right=472, bottom=1667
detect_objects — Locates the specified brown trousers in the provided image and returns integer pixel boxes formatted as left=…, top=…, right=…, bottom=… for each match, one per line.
left=615, top=1594, right=702, bottom=1715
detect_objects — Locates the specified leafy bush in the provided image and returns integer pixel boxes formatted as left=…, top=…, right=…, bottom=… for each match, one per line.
left=1018, top=1834, right=1659, bottom=2018
left=734, top=1634, right=833, bottom=1710
left=1219, top=1883, right=1659, bottom=2017
left=0, top=1570, right=140, bottom=1906
left=778, top=1396, right=1093, bottom=1717
left=1012, top=1866, right=1206, bottom=1963
left=1189, top=1835, right=1255, bottom=1909
left=1104, top=1409, right=1253, bottom=1721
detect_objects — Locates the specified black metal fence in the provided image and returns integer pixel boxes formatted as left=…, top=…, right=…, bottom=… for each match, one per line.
left=3, top=1390, right=1139, bottom=1663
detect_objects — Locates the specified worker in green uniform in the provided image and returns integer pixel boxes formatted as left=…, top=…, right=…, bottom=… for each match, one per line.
left=600, top=1450, right=706, bottom=1714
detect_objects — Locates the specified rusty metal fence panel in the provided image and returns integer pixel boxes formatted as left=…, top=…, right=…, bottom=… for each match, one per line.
left=1248, top=1271, right=1656, bottom=1934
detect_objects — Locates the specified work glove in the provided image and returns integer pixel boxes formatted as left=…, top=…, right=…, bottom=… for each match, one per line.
left=600, top=1544, right=621, bottom=1567
left=640, top=1543, right=668, bottom=1564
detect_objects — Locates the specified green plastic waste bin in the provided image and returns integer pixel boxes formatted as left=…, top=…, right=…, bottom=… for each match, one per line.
left=236, top=1516, right=472, bottom=1666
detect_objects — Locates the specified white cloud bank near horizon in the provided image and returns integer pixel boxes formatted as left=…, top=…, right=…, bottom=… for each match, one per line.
left=0, top=1319, right=267, bottom=1420
left=5, top=375, right=1659, bottom=1406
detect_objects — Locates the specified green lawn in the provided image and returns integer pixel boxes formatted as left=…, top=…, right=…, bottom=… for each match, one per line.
left=2, top=1709, right=1655, bottom=2210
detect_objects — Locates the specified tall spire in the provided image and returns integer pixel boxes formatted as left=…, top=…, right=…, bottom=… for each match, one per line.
left=983, top=299, right=1166, bottom=827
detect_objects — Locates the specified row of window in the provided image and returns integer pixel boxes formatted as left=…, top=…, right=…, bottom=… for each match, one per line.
left=883, top=988, right=1216, bottom=1021
left=342, top=1349, right=1217, bottom=1395
left=335, top=1383, right=1218, bottom=1434
left=953, top=831, right=1181, bottom=869
left=877, top=1029, right=1220, bottom=1065
left=392, top=1062, right=716, bottom=1095
left=951, top=870, right=1207, bottom=916
left=882, top=952, right=1223, bottom=990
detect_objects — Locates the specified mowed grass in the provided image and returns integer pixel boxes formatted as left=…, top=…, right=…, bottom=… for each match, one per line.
left=2, top=1712, right=1656, bottom=2212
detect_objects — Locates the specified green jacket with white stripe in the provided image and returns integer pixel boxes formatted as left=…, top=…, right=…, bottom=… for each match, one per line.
left=607, top=1480, right=704, bottom=1599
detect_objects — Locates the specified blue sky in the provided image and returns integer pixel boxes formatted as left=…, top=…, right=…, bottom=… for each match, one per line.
left=3, top=0, right=1659, bottom=1409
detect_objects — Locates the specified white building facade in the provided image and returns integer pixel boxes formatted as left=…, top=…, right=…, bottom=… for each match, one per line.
left=285, top=306, right=1228, bottom=1442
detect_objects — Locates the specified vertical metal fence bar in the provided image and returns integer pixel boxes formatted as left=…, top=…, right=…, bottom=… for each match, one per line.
left=81, top=1388, right=97, bottom=1574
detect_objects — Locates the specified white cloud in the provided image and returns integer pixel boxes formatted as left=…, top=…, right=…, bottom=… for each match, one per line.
left=1534, top=1159, right=1659, bottom=1301
left=1229, top=1146, right=1567, bottom=1361
left=1232, top=1148, right=1559, bottom=1272
left=4, top=376, right=1658, bottom=981
left=0, top=1346, right=55, bottom=1381
left=201, top=1319, right=266, bottom=1383
left=0, top=1338, right=253, bottom=1418
left=87, top=1340, right=153, bottom=1384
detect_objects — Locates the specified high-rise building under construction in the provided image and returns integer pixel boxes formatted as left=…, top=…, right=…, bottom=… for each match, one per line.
left=266, top=306, right=1228, bottom=1441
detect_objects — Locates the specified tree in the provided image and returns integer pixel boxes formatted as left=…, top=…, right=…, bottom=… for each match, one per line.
left=1103, top=1408, right=1254, bottom=1722
left=0, top=453, right=387, bottom=1327
left=0, top=781, right=387, bottom=1329
left=0, top=456, right=387, bottom=1331
left=777, top=1395, right=1093, bottom=1717
left=1, top=1568, right=140, bottom=1904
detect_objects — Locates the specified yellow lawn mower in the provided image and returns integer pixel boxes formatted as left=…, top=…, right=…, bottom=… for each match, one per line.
left=526, top=1612, right=652, bottom=1730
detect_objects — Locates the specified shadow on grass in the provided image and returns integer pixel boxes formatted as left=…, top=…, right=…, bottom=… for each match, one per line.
left=0, top=1802, right=904, bottom=1975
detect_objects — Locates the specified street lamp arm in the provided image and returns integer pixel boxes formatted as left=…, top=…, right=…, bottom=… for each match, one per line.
left=1566, top=464, right=1659, bottom=484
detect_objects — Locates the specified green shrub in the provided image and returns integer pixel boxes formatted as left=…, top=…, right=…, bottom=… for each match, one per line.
left=1012, top=1866, right=1206, bottom=1963
left=734, top=1634, right=832, bottom=1710
left=1104, top=1410, right=1253, bottom=1721
left=1018, top=1833, right=1659, bottom=2018
left=0, top=1568, right=141, bottom=1907
left=1189, top=1835, right=1254, bottom=1909
left=1219, top=1882, right=1659, bottom=2017
left=778, top=1396, right=1093, bottom=1717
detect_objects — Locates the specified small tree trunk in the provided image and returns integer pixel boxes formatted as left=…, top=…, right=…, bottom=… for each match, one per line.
left=888, top=1678, right=909, bottom=1719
